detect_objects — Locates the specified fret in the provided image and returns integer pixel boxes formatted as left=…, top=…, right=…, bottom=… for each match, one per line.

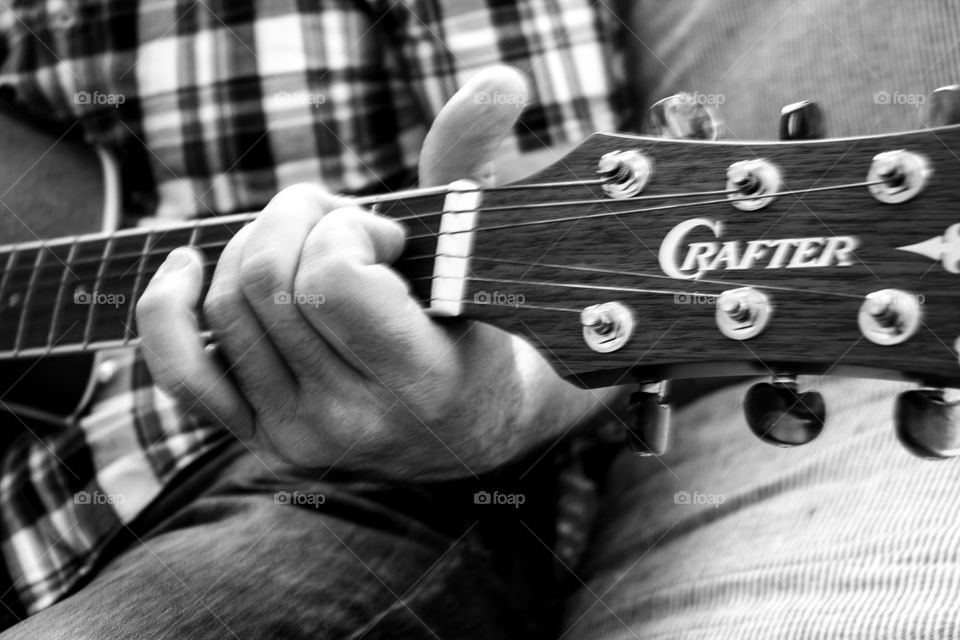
left=45, top=239, right=81, bottom=351
left=19, top=243, right=76, bottom=351
left=0, top=248, right=18, bottom=352
left=123, top=230, right=156, bottom=344
left=188, top=220, right=202, bottom=246
left=58, top=237, right=113, bottom=349
left=83, top=235, right=114, bottom=348
left=123, top=226, right=196, bottom=342
left=13, top=247, right=46, bottom=354
left=88, top=233, right=148, bottom=345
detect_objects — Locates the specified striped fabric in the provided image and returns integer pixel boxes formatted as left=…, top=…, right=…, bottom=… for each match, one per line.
left=567, top=2, right=960, bottom=637
left=567, top=378, right=960, bottom=638
left=621, top=0, right=960, bottom=140
left=0, top=0, right=622, bottom=615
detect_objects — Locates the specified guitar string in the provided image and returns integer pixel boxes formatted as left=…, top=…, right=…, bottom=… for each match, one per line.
left=408, top=255, right=866, bottom=300
left=0, top=185, right=743, bottom=277
left=405, top=180, right=884, bottom=240
left=408, top=275, right=861, bottom=303
left=0, top=178, right=881, bottom=279
left=3, top=178, right=884, bottom=306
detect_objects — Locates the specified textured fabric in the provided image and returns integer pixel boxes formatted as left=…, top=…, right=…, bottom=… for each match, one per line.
left=566, top=2, right=960, bottom=637
left=0, top=349, right=228, bottom=615
left=622, top=0, right=960, bottom=139
left=566, top=378, right=960, bottom=639
left=0, top=440, right=567, bottom=639
left=0, top=0, right=622, bottom=616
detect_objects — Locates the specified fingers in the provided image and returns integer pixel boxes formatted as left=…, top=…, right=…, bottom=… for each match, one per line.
left=294, top=206, right=452, bottom=389
left=203, top=224, right=300, bottom=434
left=419, top=65, right=529, bottom=187
left=237, top=184, right=354, bottom=381
left=136, top=247, right=254, bottom=435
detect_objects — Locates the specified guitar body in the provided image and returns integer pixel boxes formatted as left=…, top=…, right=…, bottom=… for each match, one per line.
left=0, top=107, right=117, bottom=422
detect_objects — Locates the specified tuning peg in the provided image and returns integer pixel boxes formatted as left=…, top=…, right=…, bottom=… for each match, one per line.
left=920, top=85, right=960, bottom=127
left=894, top=388, right=960, bottom=458
left=743, top=375, right=826, bottom=446
left=625, top=382, right=671, bottom=456
left=779, top=100, right=825, bottom=140
left=641, top=93, right=721, bottom=141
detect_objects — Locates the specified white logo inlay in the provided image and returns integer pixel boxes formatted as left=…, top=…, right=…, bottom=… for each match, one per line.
left=896, top=224, right=960, bottom=273
left=658, top=218, right=859, bottom=280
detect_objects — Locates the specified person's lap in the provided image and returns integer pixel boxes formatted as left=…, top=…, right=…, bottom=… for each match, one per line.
left=0, top=440, right=566, bottom=639
left=564, top=377, right=960, bottom=639
left=9, top=377, right=950, bottom=639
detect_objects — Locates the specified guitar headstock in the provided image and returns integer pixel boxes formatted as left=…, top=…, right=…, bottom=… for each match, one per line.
left=463, top=126, right=960, bottom=390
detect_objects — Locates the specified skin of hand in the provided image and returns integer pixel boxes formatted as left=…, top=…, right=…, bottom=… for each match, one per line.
left=136, top=66, right=627, bottom=480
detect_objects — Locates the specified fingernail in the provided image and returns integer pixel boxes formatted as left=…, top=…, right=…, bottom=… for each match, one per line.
left=160, top=248, right=194, bottom=272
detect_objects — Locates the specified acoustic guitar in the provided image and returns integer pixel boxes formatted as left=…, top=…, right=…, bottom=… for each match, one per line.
left=2, top=93, right=960, bottom=459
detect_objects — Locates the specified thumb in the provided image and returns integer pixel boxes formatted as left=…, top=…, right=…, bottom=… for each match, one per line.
left=419, top=65, right=529, bottom=187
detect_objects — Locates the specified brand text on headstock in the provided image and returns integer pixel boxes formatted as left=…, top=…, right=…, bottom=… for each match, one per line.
left=659, top=218, right=859, bottom=280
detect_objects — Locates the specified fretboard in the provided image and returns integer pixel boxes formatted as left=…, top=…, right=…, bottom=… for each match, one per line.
left=0, top=188, right=448, bottom=360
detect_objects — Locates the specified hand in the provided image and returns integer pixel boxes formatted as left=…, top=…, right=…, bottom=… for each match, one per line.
left=136, top=66, right=624, bottom=479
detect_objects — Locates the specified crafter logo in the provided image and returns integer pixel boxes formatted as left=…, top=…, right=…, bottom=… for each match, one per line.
left=657, top=218, right=859, bottom=280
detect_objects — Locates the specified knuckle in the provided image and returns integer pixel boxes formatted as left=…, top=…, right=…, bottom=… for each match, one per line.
left=293, top=256, right=352, bottom=314
left=239, top=252, right=286, bottom=305
left=202, top=288, right=244, bottom=331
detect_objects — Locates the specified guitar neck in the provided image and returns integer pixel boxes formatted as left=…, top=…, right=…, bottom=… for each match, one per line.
left=0, top=186, right=453, bottom=359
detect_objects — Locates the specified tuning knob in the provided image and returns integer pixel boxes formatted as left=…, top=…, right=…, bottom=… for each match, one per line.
left=625, top=382, right=671, bottom=456
left=743, top=376, right=826, bottom=446
left=894, top=388, right=960, bottom=459
left=920, top=85, right=960, bottom=128
left=641, top=92, right=721, bottom=140
left=779, top=100, right=825, bottom=140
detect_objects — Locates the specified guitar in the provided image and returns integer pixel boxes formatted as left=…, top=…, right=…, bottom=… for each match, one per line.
left=3, top=106, right=960, bottom=457
left=0, top=106, right=120, bottom=428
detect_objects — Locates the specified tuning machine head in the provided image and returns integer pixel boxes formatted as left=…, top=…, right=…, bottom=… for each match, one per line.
left=641, top=92, right=722, bottom=140
left=867, top=150, right=931, bottom=204
left=625, top=381, right=671, bottom=456
left=895, top=388, right=960, bottom=459
left=920, top=85, right=960, bottom=128
left=779, top=100, right=825, bottom=140
left=743, top=375, right=826, bottom=447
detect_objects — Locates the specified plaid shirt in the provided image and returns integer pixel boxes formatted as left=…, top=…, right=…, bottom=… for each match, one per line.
left=0, top=0, right=621, bottom=615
